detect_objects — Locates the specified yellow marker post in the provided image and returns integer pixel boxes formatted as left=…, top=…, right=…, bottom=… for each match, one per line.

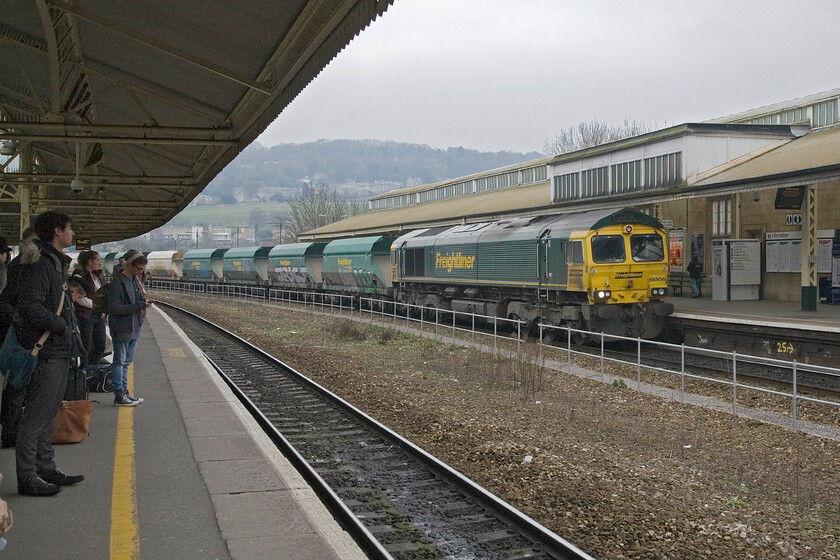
left=110, top=365, right=139, bottom=559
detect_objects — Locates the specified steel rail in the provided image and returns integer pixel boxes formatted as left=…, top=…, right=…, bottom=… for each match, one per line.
left=158, top=300, right=597, bottom=560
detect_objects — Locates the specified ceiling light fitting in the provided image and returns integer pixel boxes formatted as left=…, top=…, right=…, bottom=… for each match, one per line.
left=71, top=141, right=85, bottom=194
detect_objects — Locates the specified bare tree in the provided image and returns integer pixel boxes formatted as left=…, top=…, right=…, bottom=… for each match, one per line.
left=542, top=117, right=661, bottom=156
left=273, top=181, right=365, bottom=242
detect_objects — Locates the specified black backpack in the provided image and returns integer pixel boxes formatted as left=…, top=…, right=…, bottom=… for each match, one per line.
left=86, top=364, right=113, bottom=393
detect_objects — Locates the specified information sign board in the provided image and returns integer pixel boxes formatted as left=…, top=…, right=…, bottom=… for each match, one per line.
left=774, top=186, right=805, bottom=209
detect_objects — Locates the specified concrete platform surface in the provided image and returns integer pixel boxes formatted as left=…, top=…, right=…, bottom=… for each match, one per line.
left=670, top=294, right=840, bottom=332
left=0, top=307, right=367, bottom=560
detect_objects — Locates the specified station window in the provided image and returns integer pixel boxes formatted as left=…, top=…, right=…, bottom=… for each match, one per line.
left=813, top=99, right=838, bottom=128
left=611, top=160, right=641, bottom=194
left=521, top=167, right=535, bottom=184
left=780, top=107, right=807, bottom=124
left=644, top=152, right=682, bottom=188
left=552, top=172, right=580, bottom=202
left=711, top=198, right=732, bottom=237
left=581, top=166, right=609, bottom=198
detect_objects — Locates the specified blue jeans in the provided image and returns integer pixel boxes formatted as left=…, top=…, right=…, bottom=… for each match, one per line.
left=691, top=277, right=701, bottom=297
left=112, top=338, right=138, bottom=395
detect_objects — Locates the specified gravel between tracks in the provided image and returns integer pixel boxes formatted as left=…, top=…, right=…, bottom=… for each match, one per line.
left=160, top=294, right=840, bottom=560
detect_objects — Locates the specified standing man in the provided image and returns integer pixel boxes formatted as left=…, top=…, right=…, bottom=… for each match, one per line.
left=15, top=211, right=84, bottom=496
left=108, top=249, right=152, bottom=406
left=687, top=254, right=703, bottom=298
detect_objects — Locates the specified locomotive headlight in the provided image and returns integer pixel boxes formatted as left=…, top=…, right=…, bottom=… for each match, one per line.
left=624, top=225, right=633, bottom=234
left=651, top=288, right=666, bottom=296
left=596, top=290, right=611, bottom=299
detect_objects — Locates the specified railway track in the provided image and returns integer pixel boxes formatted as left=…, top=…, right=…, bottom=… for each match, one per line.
left=159, top=302, right=596, bottom=560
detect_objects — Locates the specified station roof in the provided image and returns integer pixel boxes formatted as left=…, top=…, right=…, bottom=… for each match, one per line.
left=0, top=1, right=392, bottom=243
left=705, top=87, right=840, bottom=125
left=301, top=123, right=840, bottom=241
left=305, top=180, right=552, bottom=240
left=693, top=125, right=840, bottom=190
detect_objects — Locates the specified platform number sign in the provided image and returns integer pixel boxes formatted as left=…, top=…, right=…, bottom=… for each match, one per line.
left=785, top=213, right=802, bottom=226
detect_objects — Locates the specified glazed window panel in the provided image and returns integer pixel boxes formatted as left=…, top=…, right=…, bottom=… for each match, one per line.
left=521, top=167, right=535, bottom=183
left=813, top=99, right=838, bottom=127
left=565, top=240, right=584, bottom=265
left=552, top=172, right=580, bottom=202
left=591, top=235, right=626, bottom=263
left=630, top=234, right=664, bottom=262
left=581, top=166, right=608, bottom=198
left=711, top=198, right=732, bottom=236
left=644, top=152, right=682, bottom=187
left=780, top=107, right=806, bottom=124
left=611, top=160, right=641, bottom=193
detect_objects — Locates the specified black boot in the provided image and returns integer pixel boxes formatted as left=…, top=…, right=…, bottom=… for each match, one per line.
left=18, top=476, right=63, bottom=496
left=38, top=468, right=85, bottom=486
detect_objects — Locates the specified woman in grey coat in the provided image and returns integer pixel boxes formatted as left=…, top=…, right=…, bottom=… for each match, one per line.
left=107, top=249, right=152, bottom=406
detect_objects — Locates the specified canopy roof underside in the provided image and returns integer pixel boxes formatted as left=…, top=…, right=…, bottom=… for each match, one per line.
left=0, top=0, right=392, bottom=243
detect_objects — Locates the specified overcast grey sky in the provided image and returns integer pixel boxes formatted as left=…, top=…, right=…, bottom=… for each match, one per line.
left=256, top=0, right=840, bottom=154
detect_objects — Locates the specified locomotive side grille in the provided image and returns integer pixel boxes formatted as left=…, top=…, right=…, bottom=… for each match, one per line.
left=477, top=241, right=538, bottom=283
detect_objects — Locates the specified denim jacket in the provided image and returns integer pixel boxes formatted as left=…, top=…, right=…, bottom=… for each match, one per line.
left=107, top=273, right=145, bottom=342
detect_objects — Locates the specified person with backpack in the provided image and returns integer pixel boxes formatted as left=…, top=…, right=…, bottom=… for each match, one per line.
left=108, top=249, right=152, bottom=406
left=0, top=227, right=38, bottom=449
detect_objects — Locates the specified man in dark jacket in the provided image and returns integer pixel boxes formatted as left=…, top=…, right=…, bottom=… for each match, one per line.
left=687, top=255, right=703, bottom=298
left=15, top=212, right=84, bottom=497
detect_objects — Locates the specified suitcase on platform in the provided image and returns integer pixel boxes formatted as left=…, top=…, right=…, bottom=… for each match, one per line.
left=63, top=366, right=89, bottom=401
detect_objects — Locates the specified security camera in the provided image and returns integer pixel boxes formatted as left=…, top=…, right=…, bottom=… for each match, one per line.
left=70, top=177, right=85, bottom=194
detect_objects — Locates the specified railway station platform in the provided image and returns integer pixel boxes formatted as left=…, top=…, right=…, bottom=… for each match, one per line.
left=670, top=294, right=840, bottom=333
left=0, top=308, right=367, bottom=560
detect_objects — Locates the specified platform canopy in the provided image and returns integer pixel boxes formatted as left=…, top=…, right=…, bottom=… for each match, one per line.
left=0, top=0, right=392, bottom=243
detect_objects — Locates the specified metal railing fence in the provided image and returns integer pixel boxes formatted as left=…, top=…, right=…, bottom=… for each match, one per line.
left=149, top=280, right=840, bottom=433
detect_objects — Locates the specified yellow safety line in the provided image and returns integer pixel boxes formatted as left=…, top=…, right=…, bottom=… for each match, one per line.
left=110, top=364, right=139, bottom=560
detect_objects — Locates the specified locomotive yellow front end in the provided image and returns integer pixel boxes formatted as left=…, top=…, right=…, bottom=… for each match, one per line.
left=582, top=222, right=674, bottom=338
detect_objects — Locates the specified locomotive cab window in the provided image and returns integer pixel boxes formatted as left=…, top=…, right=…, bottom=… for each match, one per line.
left=564, top=240, right=584, bottom=265
left=630, top=234, right=664, bottom=262
left=591, top=235, right=626, bottom=263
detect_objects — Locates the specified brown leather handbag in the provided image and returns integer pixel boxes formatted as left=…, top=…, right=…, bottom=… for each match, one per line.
left=51, top=399, right=94, bottom=444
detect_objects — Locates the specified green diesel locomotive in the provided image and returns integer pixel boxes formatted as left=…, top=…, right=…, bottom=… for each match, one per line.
left=391, top=208, right=673, bottom=339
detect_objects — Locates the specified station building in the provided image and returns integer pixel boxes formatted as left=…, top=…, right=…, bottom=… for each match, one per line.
left=302, top=88, right=840, bottom=309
